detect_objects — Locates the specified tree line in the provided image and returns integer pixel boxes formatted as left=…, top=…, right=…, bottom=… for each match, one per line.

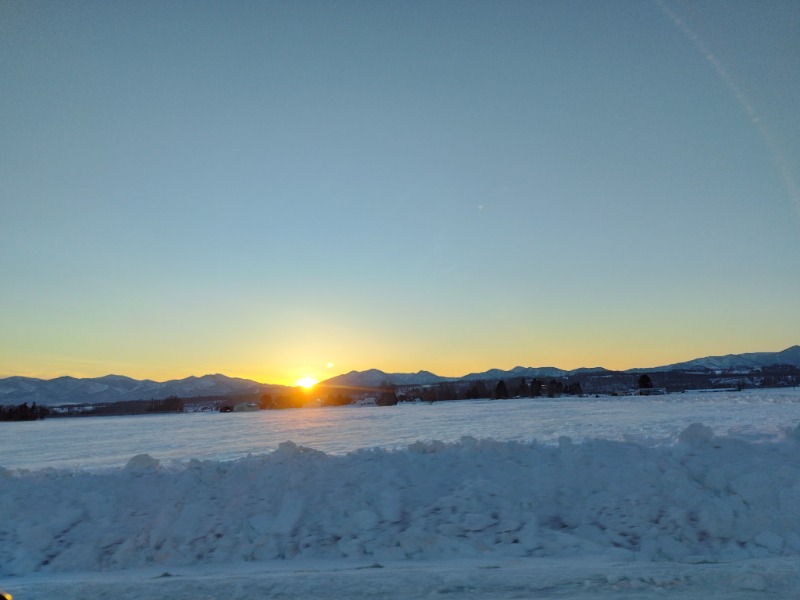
left=0, top=402, right=50, bottom=421
left=391, top=377, right=585, bottom=403
left=259, top=389, right=359, bottom=410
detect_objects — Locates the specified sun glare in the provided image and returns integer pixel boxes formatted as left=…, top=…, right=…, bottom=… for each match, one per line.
left=296, top=376, right=318, bottom=389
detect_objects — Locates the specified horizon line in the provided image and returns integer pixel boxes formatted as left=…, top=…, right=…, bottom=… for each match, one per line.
left=2, top=344, right=797, bottom=385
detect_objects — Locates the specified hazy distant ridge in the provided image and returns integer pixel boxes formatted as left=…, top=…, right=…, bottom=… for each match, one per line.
left=0, top=373, right=270, bottom=407
left=629, top=345, right=800, bottom=373
left=1, top=346, right=797, bottom=406
left=320, top=346, right=800, bottom=387
left=323, top=369, right=446, bottom=388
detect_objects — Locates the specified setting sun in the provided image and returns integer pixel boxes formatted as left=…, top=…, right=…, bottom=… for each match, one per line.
left=296, top=376, right=318, bottom=389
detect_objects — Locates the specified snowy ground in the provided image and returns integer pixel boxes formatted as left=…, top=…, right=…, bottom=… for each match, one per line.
left=5, top=389, right=800, bottom=472
left=8, top=556, right=800, bottom=599
left=3, top=416, right=799, bottom=598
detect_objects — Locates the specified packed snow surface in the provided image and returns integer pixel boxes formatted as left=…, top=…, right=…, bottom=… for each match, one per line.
left=5, top=389, right=800, bottom=471
left=2, top=390, right=799, bottom=598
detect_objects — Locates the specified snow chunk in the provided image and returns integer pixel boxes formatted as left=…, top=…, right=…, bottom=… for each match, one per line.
left=754, top=531, right=784, bottom=554
left=124, top=453, right=161, bottom=474
left=678, top=423, right=713, bottom=444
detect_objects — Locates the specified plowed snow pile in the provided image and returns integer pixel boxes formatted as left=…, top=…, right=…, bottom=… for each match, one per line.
left=2, top=423, right=799, bottom=598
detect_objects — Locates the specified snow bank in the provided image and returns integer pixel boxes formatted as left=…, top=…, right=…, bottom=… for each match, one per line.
left=2, top=424, right=799, bottom=576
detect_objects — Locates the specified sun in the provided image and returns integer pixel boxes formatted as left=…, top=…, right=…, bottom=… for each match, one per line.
left=296, top=376, right=318, bottom=389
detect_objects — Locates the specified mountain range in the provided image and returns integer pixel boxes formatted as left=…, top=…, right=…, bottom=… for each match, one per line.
left=629, top=345, right=800, bottom=373
left=0, top=373, right=282, bottom=408
left=321, top=346, right=800, bottom=389
left=2, top=346, right=798, bottom=407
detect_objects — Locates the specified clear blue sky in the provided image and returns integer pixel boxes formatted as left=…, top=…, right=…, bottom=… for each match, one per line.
left=2, top=0, right=798, bottom=385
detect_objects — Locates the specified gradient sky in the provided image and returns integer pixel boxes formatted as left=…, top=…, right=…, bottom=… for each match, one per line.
left=2, top=0, right=798, bottom=386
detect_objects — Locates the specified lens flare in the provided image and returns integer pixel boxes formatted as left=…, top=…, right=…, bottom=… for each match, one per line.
left=296, top=376, right=318, bottom=388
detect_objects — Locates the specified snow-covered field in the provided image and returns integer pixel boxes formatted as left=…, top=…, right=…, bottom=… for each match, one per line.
left=2, top=390, right=799, bottom=598
left=5, top=389, right=800, bottom=472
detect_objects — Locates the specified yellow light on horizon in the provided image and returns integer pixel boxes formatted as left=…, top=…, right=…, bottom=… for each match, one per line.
left=296, top=376, right=318, bottom=388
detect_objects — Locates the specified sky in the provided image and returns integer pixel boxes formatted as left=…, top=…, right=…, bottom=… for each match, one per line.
left=1, top=0, right=799, bottom=386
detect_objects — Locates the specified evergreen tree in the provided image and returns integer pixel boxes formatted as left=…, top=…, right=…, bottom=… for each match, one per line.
left=466, top=381, right=489, bottom=399
left=377, top=390, right=398, bottom=406
left=495, top=380, right=509, bottom=399
left=547, top=380, right=564, bottom=398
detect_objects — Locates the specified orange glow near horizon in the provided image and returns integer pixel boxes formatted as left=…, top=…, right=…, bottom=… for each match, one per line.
left=295, top=376, right=319, bottom=389
left=4, top=337, right=797, bottom=385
